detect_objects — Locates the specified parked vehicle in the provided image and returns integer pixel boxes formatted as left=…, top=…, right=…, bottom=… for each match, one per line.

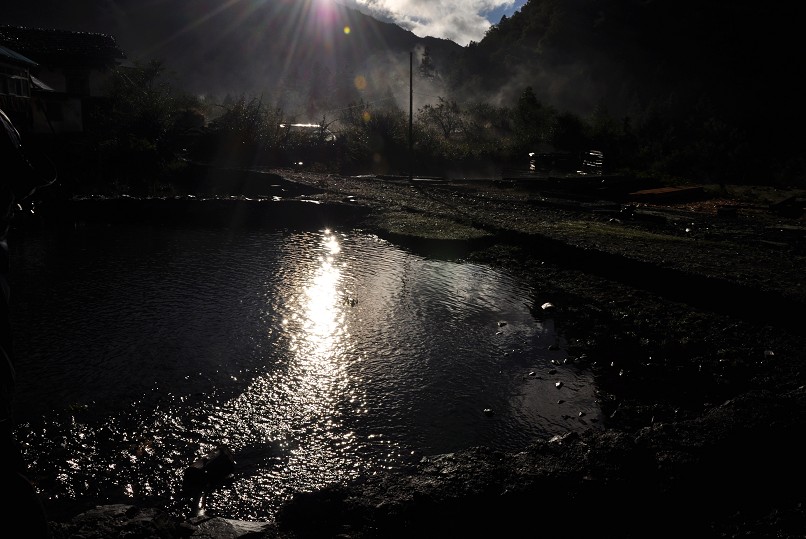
left=279, top=123, right=336, bottom=143
left=279, top=123, right=338, bottom=167
left=581, top=149, right=604, bottom=175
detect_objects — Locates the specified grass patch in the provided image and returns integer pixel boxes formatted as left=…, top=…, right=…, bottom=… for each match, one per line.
left=560, top=220, right=695, bottom=243
left=372, top=210, right=494, bottom=241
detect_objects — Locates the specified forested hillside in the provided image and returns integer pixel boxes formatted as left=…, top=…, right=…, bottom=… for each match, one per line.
left=439, top=0, right=804, bottom=184
left=448, top=0, right=802, bottom=117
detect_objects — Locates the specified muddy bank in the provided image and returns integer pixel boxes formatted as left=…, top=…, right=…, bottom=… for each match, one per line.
left=273, top=387, right=806, bottom=539
left=34, top=195, right=370, bottom=230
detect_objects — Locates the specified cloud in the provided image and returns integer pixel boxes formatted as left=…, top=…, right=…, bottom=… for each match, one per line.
left=339, top=0, right=517, bottom=46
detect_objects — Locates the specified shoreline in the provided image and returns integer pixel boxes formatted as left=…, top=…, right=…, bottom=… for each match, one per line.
left=23, top=169, right=806, bottom=538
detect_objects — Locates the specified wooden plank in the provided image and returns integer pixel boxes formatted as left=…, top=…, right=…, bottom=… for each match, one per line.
left=628, top=185, right=705, bottom=202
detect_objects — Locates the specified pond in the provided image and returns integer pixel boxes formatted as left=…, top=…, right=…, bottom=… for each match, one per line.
left=8, top=221, right=602, bottom=521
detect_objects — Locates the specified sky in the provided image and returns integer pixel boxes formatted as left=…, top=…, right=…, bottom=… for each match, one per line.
left=337, top=0, right=528, bottom=46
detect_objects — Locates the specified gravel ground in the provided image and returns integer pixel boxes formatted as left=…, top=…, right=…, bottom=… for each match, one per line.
left=272, top=170, right=806, bottom=427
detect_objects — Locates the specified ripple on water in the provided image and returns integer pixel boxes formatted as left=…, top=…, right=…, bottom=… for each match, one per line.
left=10, top=224, right=601, bottom=519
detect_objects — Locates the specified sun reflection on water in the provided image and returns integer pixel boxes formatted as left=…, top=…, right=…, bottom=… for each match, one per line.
left=197, top=229, right=370, bottom=513
left=302, top=231, right=344, bottom=352
left=14, top=226, right=602, bottom=521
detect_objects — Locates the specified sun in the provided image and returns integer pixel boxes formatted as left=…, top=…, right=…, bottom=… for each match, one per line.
left=309, top=0, right=342, bottom=26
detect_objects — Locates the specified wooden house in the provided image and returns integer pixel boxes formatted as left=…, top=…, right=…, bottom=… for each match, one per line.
left=0, top=43, right=36, bottom=129
left=0, top=25, right=129, bottom=134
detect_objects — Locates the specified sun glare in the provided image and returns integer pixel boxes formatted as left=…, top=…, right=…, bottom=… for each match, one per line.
left=146, top=0, right=384, bottom=122
left=310, top=0, right=340, bottom=26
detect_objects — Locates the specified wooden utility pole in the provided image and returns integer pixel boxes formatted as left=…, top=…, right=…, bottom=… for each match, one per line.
left=409, top=50, right=413, bottom=181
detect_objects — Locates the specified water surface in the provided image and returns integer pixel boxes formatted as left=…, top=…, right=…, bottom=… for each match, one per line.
left=9, top=223, right=601, bottom=519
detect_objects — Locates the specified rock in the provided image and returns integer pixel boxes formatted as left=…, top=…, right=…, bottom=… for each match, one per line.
left=49, top=505, right=275, bottom=539
left=183, top=445, right=236, bottom=496
left=49, top=504, right=181, bottom=539
left=190, top=516, right=276, bottom=538
left=769, top=196, right=805, bottom=218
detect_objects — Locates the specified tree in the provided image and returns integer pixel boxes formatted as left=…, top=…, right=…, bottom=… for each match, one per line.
left=202, top=95, right=285, bottom=166
left=513, top=86, right=555, bottom=151
left=552, top=112, right=588, bottom=152
left=419, top=46, right=437, bottom=79
left=417, top=97, right=463, bottom=139
left=338, top=100, right=408, bottom=174
left=90, top=59, right=203, bottom=192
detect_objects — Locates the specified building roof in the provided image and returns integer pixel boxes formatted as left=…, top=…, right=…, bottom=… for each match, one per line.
left=0, top=25, right=127, bottom=68
left=30, top=74, right=54, bottom=91
left=0, top=44, right=37, bottom=67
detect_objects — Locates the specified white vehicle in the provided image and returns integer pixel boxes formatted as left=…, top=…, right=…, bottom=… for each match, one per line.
left=279, top=123, right=336, bottom=142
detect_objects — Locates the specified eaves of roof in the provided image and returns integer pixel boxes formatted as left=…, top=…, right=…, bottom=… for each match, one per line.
left=30, top=74, right=54, bottom=91
left=0, top=25, right=127, bottom=66
left=0, top=44, right=37, bottom=67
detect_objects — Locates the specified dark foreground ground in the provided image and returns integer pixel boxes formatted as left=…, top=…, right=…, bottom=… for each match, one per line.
left=31, top=166, right=806, bottom=538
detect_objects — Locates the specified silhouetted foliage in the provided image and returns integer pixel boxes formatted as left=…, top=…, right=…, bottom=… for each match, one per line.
left=513, top=87, right=556, bottom=154
left=440, top=0, right=805, bottom=186
left=419, top=47, right=437, bottom=79
left=417, top=98, right=464, bottom=139
left=338, top=100, right=409, bottom=175
left=191, top=96, right=285, bottom=167
left=552, top=112, right=588, bottom=153
left=32, top=0, right=802, bottom=188
left=88, top=60, right=203, bottom=194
